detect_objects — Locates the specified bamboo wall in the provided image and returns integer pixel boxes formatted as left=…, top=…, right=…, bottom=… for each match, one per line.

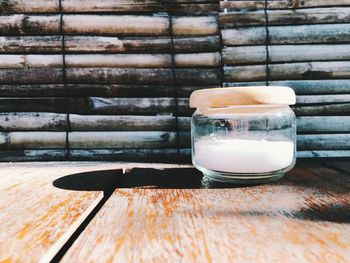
left=0, top=0, right=349, bottom=161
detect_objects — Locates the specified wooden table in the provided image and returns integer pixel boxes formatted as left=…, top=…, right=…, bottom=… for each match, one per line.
left=0, top=161, right=349, bottom=262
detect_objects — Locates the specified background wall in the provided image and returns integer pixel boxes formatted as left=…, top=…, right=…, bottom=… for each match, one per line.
left=0, top=0, right=349, bottom=161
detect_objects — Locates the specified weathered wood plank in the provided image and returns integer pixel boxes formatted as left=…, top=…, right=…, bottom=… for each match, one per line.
left=0, top=162, right=125, bottom=262
left=222, top=24, right=350, bottom=46
left=61, top=164, right=350, bottom=262
left=324, top=161, right=350, bottom=175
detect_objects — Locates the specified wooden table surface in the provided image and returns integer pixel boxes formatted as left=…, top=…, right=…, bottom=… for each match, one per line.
left=0, top=161, right=349, bottom=262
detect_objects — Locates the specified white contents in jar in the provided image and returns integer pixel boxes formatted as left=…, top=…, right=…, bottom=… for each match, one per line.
left=194, top=138, right=294, bottom=174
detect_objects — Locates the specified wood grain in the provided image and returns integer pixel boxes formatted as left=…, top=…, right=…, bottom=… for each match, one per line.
left=61, top=163, right=350, bottom=262
left=0, top=162, right=125, bottom=262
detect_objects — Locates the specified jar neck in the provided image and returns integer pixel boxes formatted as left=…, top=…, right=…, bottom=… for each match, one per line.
left=195, top=104, right=292, bottom=116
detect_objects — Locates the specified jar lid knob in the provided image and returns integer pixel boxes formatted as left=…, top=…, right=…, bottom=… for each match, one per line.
left=189, top=86, right=296, bottom=108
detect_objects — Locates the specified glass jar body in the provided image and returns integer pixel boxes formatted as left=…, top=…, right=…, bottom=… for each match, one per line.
left=191, top=105, right=296, bottom=184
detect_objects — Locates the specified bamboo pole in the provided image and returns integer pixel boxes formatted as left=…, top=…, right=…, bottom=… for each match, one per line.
left=69, top=131, right=190, bottom=148
left=297, top=95, right=350, bottom=105
left=0, top=15, right=60, bottom=36
left=297, top=117, right=350, bottom=133
left=0, top=0, right=59, bottom=13
left=223, top=45, right=350, bottom=65
left=220, top=8, right=350, bottom=27
left=0, top=132, right=66, bottom=149
left=64, top=15, right=218, bottom=36
left=66, top=68, right=220, bottom=85
left=0, top=149, right=348, bottom=161
left=220, top=0, right=350, bottom=10
left=0, top=0, right=218, bottom=14
left=224, top=62, right=350, bottom=82
left=0, top=98, right=67, bottom=112
left=68, top=148, right=191, bottom=162
left=292, top=103, right=350, bottom=116
left=66, top=84, right=213, bottom=97
left=0, top=150, right=67, bottom=162
left=0, top=84, right=213, bottom=97
left=0, top=112, right=67, bottom=131
left=0, top=84, right=65, bottom=96
left=297, top=134, right=350, bottom=150
left=0, top=15, right=218, bottom=36
left=70, top=115, right=190, bottom=131
left=297, top=150, right=350, bottom=158
left=0, top=69, right=63, bottom=84
left=0, top=68, right=220, bottom=85
left=1, top=113, right=348, bottom=134
left=222, top=24, right=350, bottom=46
left=67, top=97, right=190, bottom=115
left=0, top=97, right=347, bottom=116
left=224, top=80, right=350, bottom=95
left=0, top=53, right=220, bottom=68
left=0, top=36, right=220, bottom=54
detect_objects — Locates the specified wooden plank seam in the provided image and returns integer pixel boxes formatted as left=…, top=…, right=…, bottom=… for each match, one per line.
left=59, top=0, right=71, bottom=160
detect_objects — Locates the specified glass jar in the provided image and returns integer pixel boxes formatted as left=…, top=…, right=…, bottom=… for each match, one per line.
left=190, top=86, right=297, bottom=184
